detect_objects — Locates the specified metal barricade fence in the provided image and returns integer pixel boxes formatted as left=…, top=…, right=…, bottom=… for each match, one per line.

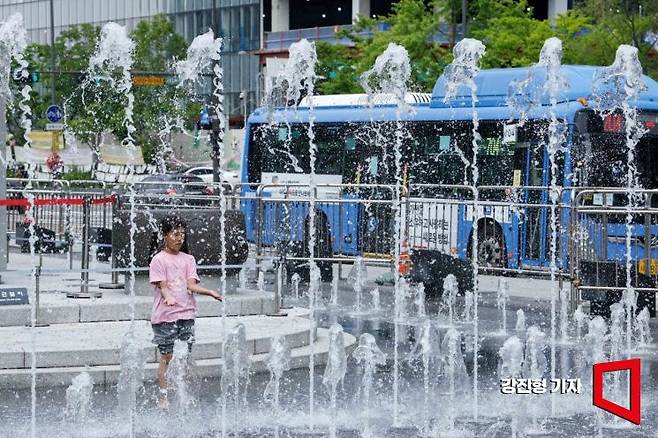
left=571, top=188, right=658, bottom=314
left=113, top=185, right=247, bottom=272
left=7, top=178, right=657, bottom=316
left=5, top=187, right=113, bottom=253
left=252, top=184, right=400, bottom=281
left=405, top=184, right=572, bottom=276
left=248, top=183, right=578, bottom=282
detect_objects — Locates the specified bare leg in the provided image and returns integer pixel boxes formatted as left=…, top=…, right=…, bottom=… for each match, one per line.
left=158, top=352, right=172, bottom=408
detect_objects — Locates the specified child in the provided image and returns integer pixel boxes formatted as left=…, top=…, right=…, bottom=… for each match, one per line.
left=150, top=215, right=223, bottom=408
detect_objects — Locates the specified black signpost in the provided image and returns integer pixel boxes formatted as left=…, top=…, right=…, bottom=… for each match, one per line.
left=0, top=287, right=29, bottom=305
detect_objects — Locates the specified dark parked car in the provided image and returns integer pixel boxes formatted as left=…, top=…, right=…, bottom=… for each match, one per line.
left=129, top=174, right=216, bottom=206
left=137, top=174, right=210, bottom=194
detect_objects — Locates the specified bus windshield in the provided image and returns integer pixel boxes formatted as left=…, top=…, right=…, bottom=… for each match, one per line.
left=574, top=110, right=658, bottom=190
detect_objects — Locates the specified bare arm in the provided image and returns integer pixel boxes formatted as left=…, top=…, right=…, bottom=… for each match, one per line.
left=187, top=279, right=223, bottom=301
left=157, top=281, right=177, bottom=306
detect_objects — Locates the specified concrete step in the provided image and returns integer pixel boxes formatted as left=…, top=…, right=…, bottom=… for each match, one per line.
left=0, top=314, right=313, bottom=370
left=0, top=289, right=276, bottom=327
left=0, top=327, right=356, bottom=389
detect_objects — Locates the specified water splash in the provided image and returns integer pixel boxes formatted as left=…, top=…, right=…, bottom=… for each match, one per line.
left=257, top=271, right=266, bottom=292
left=573, top=305, right=587, bottom=342
left=498, top=336, right=524, bottom=379
left=559, top=287, right=570, bottom=342
left=515, top=309, right=526, bottom=334
left=239, top=266, right=249, bottom=290
left=166, top=340, right=194, bottom=411
left=64, top=372, right=94, bottom=425
left=117, top=328, right=145, bottom=429
left=348, top=256, right=368, bottom=312
left=0, top=12, right=31, bottom=159
left=0, top=13, right=29, bottom=99
left=414, top=282, right=426, bottom=319
left=584, top=316, right=609, bottom=367
left=634, top=307, right=653, bottom=350
left=442, top=39, right=487, bottom=103
left=360, top=43, right=412, bottom=426
left=410, top=320, right=441, bottom=433
left=291, top=272, right=301, bottom=300
left=463, top=290, right=474, bottom=322
left=524, top=326, right=547, bottom=378
left=323, top=324, right=347, bottom=438
left=525, top=325, right=548, bottom=433
left=88, top=22, right=136, bottom=149
left=507, top=37, right=569, bottom=124
left=352, top=333, right=386, bottom=437
left=441, top=328, right=470, bottom=432
left=176, top=29, right=221, bottom=87
left=222, top=323, right=251, bottom=395
left=264, top=335, right=291, bottom=403
left=443, top=274, right=459, bottom=325
left=222, top=323, right=251, bottom=432
left=274, top=39, right=319, bottom=429
left=264, top=335, right=291, bottom=437
left=0, top=15, right=37, bottom=438
left=593, top=45, right=648, bottom=358
left=609, top=302, right=625, bottom=360
left=330, top=275, right=339, bottom=306
left=370, top=287, right=380, bottom=313
left=592, top=45, right=646, bottom=112
left=442, top=37, right=486, bottom=420
left=352, top=333, right=385, bottom=403
left=360, top=42, right=412, bottom=112
left=497, top=279, right=509, bottom=334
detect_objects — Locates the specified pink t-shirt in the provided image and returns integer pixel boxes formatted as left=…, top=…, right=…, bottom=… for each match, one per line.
left=149, top=250, right=200, bottom=324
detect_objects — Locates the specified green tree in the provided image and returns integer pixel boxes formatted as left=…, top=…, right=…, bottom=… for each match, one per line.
left=128, top=14, right=191, bottom=165
left=315, top=42, right=361, bottom=95
left=315, top=0, right=657, bottom=95
left=569, top=0, right=657, bottom=78
left=316, top=0, right=453, bottom=94
left=353, top=0, right=450, bottom=92
left=22, top=14, right=197, bottom=166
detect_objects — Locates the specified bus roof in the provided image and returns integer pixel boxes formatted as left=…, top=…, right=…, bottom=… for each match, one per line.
left=248, top=65, right=658, bottom=125
left=430, top=64, right=658, bottom=108
left=298, top=93, right=431, bottom=107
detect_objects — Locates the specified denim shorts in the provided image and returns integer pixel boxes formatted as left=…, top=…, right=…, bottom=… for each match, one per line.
left=152, top=319, right=195, bottom=355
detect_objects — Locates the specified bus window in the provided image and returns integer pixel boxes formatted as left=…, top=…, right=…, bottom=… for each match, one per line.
left=406, top=121, right=471, bottom=186
left=477, top=133, right=516, bottom=187
left=574, top=110, right=658, bottom=209
left=315, top=125, right=345, bottom=175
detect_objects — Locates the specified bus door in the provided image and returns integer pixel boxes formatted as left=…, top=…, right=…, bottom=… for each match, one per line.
left=516, top=141, right=550, bottom=267
left=350, top=122, right=396, bottom=257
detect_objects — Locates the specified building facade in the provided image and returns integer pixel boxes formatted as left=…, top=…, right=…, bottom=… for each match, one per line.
left=0, top=0, right=260, bottom=125
left=1, top=0, right=574, bottom=124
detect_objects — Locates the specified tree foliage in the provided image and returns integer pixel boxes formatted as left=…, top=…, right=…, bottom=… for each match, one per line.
left=315, top=0, right=658, bottom=94
left=19, top=14, right=198, bottom=165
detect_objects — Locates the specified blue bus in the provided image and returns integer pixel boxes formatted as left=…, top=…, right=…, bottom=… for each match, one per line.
left=240, top=65, right=658, bottom=304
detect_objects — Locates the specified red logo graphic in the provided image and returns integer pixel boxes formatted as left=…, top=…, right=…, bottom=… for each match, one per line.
left=592, top=358, right=641, bottom=424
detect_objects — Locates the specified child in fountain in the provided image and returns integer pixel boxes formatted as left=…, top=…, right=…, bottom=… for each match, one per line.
left=150, top=215, right=223, bottom=408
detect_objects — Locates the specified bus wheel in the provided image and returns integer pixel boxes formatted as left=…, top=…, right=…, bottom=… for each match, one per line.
left=476, top=226, right=505, bottom=268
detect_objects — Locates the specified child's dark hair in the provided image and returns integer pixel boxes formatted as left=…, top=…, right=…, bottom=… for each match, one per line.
left=160, top=215, right=187, bottom=236
left=149, top=215, right=188, bottom=256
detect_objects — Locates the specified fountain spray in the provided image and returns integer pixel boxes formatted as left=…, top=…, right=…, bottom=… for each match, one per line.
left=442, top=38, right=486, bottom=420
left=360, top=42, right=412, bottom=426
left=593, top=45, right=648, bottom=357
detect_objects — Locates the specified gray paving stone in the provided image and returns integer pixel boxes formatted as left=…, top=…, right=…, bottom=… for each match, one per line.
left=0, top=306, right=30, bottom=327
left=0, top=351, right=24, bottom=369
left=0, top=328, right=356, bottom=389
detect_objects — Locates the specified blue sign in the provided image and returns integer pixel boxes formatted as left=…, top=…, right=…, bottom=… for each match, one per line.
left=200, top=108, right=210, bottom=125
left=0, top=287, right=29, bottom=305
left=46, top=105, right=64, bottom=123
